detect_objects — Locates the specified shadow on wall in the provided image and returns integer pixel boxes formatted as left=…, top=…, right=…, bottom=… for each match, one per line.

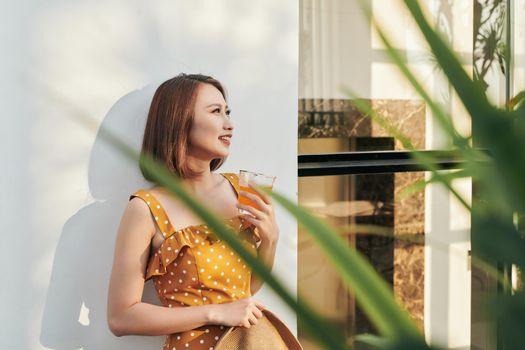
left=39, top=84, right=166, bottom=350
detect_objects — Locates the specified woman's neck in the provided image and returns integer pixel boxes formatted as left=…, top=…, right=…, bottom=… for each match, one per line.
left=153, top=171, right=222, bottom=198
left=181, top=171, right=221, bottom=196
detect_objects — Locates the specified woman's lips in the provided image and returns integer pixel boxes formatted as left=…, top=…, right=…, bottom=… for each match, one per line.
left=219, top=137, right=231, bottom=145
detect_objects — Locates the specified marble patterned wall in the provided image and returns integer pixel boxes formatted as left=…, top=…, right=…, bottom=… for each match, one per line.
left=298, top=98, right=426, bottom=333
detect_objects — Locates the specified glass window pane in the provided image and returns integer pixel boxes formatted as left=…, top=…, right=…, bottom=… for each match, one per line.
left=512, top=0, right=525, bottom=96
left=297, top=171, right=473, bottom=348
left=299, top=0, right=479, bottom=153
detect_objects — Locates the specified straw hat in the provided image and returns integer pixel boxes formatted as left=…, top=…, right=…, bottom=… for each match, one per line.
left=214, top=309, right=303, bottom=350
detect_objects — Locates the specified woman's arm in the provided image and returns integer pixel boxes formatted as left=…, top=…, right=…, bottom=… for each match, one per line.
left=249, top=236, right=278, bottom=295
left=237, top=185, right=280, bottom=296
left=106, top=198, right=215, bottom=337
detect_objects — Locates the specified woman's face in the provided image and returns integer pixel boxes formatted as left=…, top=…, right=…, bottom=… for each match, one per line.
left=187, top=83, right=234, bottom=161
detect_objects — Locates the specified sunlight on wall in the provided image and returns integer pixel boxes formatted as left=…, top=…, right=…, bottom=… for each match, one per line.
left=371, top=0, right=428, bottom=52
left=5, top=1, right=297, bottom=349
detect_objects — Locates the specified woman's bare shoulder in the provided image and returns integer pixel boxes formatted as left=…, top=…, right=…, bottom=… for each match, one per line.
left=122, top=196, right=157, bottom=239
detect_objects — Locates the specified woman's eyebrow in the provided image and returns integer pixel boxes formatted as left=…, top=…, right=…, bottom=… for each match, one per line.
left=206, top=103, right=229, bottom=109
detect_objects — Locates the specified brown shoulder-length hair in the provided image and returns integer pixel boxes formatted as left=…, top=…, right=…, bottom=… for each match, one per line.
left=140, top=73, right=228, bottom=182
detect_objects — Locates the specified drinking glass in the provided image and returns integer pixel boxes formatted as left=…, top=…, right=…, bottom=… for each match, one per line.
left=238, top=170, right=276, bottom=215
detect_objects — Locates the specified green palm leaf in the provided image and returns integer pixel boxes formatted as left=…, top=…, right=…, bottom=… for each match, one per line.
left=260, top=186, right=425, bottom=344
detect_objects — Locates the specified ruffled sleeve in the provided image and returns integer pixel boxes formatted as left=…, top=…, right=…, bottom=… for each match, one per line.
left=129, top=189, right=182, bottom=281
left=144, top=227, right=203, bottom=280
left=130, top=186, right=260, bottom=281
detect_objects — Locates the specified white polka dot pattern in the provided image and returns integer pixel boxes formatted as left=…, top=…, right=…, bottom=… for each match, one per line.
left=130, top=173, right=260, bottom=350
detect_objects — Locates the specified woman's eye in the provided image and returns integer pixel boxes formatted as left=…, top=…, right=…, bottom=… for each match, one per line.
left=212, top=108, right=231, bottom=118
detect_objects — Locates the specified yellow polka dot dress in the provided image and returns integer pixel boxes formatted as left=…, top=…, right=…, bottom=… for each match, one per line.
left=129, top=173, right=261, bottom=350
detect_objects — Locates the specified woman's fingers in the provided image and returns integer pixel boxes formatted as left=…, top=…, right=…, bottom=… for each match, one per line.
left=236, top=202, right=264, bottom=219
left=248, top=314, right=258, bottom=325
left=253, top=306, right=264, bottom=319
left=239, top=190, right=270, bottom=214
left=254, top=300, right=266, bottom=311
left=237, top=203, right=264, bottom=220
left=248, top=183, right=272, bottom=204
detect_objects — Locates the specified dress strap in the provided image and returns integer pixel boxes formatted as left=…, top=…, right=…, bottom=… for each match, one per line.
left=220, top=172, right=240, bottom=196
left=129, top=190, right=175, bottom=239
left=130, top=173, right=239, bottom=237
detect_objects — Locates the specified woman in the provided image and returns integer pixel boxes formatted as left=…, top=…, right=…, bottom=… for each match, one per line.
left=107, top=73, right=280, bottom=349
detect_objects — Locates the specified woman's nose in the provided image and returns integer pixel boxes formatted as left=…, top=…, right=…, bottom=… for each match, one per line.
left=224, top=118, right=234, bottom=131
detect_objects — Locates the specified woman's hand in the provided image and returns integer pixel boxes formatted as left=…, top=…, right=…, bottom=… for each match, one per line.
left=209, top=297, right=265, bottom=328
left=236, top=183, right=280, bottom=245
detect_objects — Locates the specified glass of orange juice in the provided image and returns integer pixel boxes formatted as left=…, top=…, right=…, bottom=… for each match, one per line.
left=238, top=170, right=276, bottom=215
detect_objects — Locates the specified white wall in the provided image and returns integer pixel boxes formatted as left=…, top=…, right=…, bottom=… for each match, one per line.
left=1, top=1, right=298, bottom=349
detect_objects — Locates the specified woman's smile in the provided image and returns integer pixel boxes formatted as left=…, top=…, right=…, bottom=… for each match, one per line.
left=219, top=134, right=232, bottom=146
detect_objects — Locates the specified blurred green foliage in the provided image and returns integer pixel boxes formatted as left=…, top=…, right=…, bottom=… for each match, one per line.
left=96, top=1, right=524, bottom=349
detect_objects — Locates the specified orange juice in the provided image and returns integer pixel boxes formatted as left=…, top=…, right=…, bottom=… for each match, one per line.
left=239, top=185, right=273, bottom=211
left=238, top=170, right=276, bottom=216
